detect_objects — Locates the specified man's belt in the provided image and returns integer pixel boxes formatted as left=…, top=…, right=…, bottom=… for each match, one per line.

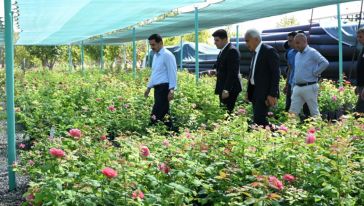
left=296, top=82, right=317, bottom=87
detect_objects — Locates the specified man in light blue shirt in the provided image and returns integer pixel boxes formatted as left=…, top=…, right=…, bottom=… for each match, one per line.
left=284, top=31, right=298, bottom=112
left=144, top=34, right=177, bottom=130
left=289, top=33, right=329, bottom=117
left=285, top=31, right=310, bottom=118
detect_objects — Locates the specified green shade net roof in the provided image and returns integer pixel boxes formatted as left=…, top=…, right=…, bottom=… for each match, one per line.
left=16, top=0, right=203, bottom=45
left=83, top=0, right=358, bottom=45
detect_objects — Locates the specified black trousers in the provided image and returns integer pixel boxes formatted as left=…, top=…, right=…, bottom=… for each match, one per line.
left=356, top=87, right=364, bottom=113
left=252, top=98, right=269, bottom=126
left=151, top=83, right=173, bottom=129
left=285, top=84, right=310, bottom=117
left=219, top=92, right=239, bottom=113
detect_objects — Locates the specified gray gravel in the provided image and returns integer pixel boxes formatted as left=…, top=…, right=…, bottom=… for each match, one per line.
left=0, top=118, right=29, bottom=206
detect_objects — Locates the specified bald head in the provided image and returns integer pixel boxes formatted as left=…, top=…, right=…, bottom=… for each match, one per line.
left=294, top=33, right=308, bottom=52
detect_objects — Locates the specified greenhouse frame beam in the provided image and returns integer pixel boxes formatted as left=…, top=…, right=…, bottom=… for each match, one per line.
left=337, top=1, right=343, bottom=86
left=4, top=0, right=16, bottom=191
left=194, top=7, right=199, bottom=84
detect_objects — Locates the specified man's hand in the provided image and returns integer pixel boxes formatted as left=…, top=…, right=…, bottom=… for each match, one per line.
left=266, top=95, right=277, bottom=107
left=168, top=90, right=174, bottom=101
left=221, top=90, right=229, bottom=99
left=144, top=88, right=151, bottom=98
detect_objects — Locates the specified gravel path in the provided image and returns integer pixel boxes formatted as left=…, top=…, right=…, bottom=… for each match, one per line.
left=0, top=119, right=28, bottom=206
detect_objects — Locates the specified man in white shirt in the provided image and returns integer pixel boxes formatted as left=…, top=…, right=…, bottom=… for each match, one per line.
left=245, top=29, right=280, bottom=126
left=144, top=34, right=177, bottom=130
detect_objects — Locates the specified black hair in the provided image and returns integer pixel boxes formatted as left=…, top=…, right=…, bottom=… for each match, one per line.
left=212, top=29, right=228, bottom=39
left=148, top=34, right=163, bottom=43
left=287, top=31, right=297, bottom=37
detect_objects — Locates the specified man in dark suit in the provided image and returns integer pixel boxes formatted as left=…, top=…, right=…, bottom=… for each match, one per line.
left=212, top=29, right=242, bottom=113
left=356, top=28, right=364, bottom=113
left=245, top=29, right=280, bottom=126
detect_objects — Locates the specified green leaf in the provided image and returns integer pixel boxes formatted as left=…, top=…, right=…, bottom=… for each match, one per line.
left=169, top=183, right=190, bottom=194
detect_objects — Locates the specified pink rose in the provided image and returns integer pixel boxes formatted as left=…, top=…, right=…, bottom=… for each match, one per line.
left=306, top=133, right=316, bottom=144
left=26, top=193, right=35, bottom=201
left=268, top=176, right=284, bottom=191
left=19, top=143, right=26, bottom=149
left=140, top=146, right=150, bottom=157
left=186, top=132, right=192, bottom=139
left=49, top=148, right=65, bottom=158
left=101, top=167, right=118, bottom=178
left=158, top=163, right=171, bottom=174
left=101, top=135, right=107, bottom=141
left=338, top=87, right=344, bottom=92
left=28, top=160, right=35, bottom=166
left=108, top=105, right=116, bottom=112
left=237, top=108, right=246, bottom=115
left=279, top=125, right=288, bottom=132
left=268, top=112, right=274, bottom=116
left=68, top=129, right=81, bottom=139
left=162, top=139, right=170, bottom=147
left=332, top=95, right=337, bottom=101
left=308, top=128, right=316, bottom=134
left=132, top=190, right=144, bottom=200
left=283, top=174, right=295, bottom=183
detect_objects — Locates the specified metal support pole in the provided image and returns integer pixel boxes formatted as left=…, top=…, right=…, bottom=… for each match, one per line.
left=132, top=28, right=136, bottom=79
left=236, top=25, right=239, bottom=49
left=180, top=36, right=183, bottom=71
left=4, top=0, right=16, bottom=190
left=146, top=40, right=150, bottom=67
left=337, top=1, right=343, bottom=86
left=68, top=45, right=72, bottom=72
left=194, top=7, right=199, bottom=84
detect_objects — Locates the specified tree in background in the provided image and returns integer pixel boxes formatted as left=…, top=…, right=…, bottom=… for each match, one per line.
left=182, top=30, right=211, bottom=44
left=104, top=45, right=123, bottom=69
left=276, top=16, right=299, bottom=28
left=10, top=31, right=210, bottom=71
left=27, top=46, right=65, bottom=70
left=14, top=46, right=40, bottom=70
left=164, top=30, right=211, bottom=46
left=84, top=45, right=102, bottom=67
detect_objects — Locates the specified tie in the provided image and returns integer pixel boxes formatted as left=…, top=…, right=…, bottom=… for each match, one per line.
left=217, top=50, right=222, bottom=60
left=248, top=51, right=256, bottom=81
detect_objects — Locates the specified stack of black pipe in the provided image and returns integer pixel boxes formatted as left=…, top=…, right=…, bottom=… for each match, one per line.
left=229, top=23, right=358, bottom=80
